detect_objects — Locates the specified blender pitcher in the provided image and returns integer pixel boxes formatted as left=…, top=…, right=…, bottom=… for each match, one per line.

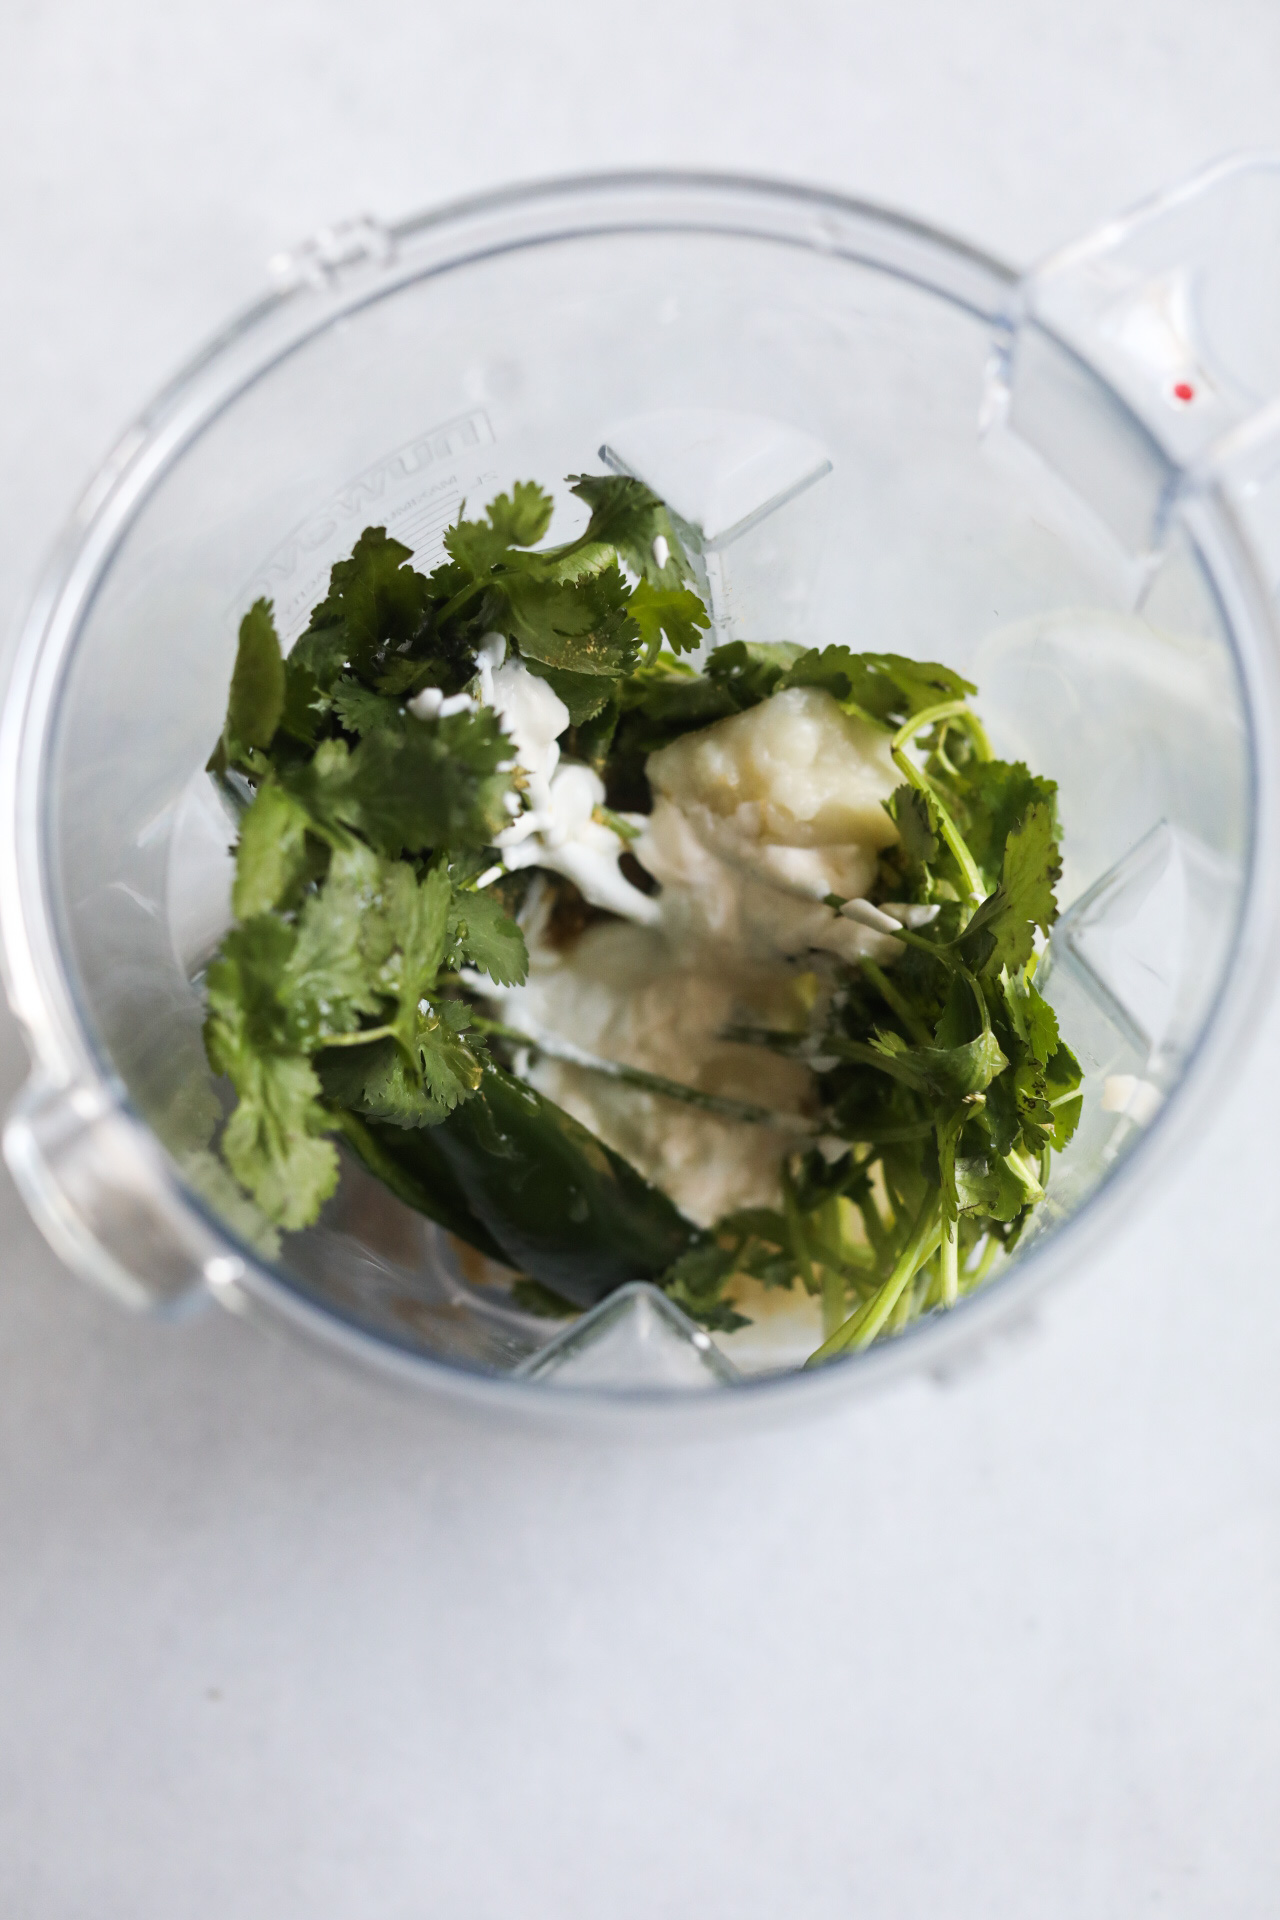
left=3, top=160, right=1280, bottom=1412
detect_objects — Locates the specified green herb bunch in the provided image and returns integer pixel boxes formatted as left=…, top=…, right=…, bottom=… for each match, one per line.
left=200, top=474, right=1079, bottom=1364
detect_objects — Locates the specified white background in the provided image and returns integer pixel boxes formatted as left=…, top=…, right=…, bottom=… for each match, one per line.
left=3, top=4, right=1280, bottom=1914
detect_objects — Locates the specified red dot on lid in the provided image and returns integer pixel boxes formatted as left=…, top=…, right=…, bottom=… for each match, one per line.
left=1172, top=380, right=1195, bottom=403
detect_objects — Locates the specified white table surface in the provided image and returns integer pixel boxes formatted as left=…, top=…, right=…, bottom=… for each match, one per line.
left=3, top=4, right=1280, bottom=1913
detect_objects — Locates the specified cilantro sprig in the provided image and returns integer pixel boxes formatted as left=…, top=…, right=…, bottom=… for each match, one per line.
left=201, top=475, right=709, bottom=1276
left=675, top=692, right=1080, bottom=1360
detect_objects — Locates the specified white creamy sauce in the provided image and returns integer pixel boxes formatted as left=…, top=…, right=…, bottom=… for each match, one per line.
left=468, top=662, right=912, bottom=1226
left=483, top=651, right=660, bottom=924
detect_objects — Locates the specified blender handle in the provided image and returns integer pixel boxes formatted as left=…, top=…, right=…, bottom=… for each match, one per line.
left=989, top=152, right=1280, bottom=584
left=4, top=1074, right=222, bottom=1312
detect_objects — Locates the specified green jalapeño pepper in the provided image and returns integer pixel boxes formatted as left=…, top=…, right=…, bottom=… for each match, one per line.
left=338, top=1063, right=702, bottom=1309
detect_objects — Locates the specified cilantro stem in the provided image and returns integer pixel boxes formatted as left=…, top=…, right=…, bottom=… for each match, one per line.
left=830, top=1037, right=927, bottom=1090
left=471, top=1015, right=817, bottom=1132
left=855, top=1185, right=890, bottom=1258
left=858, top=957, right=933, bottom=1045
left=878, top=924, right=961, bottom=970
left=593, top=804, right=641, bottom=843
left=805, top=1196, right=943, bottom=1366
left=431, top=575, right=489, bottom=630
left=920, top=1257, right=943, bottom=1313
left=781, top=1162, right=818, bottom=1296
left=939, top=1210, right=959, bottom=1308
left=891, top=706, right=987, bottom=902
left=807, top=1201, right=876, bottom=1276
left=896, top=698, right=970, bottom=737
left=891, top=747, right=985, bottom=902
left=541, top=521, right=618, bottom=572
left=320, top=1023, right=397, bottom=1049
left=718, top=1023, right=813, bottom=1052
left=961, top=1231, right=1001, bottom=1295
left=899, top=699, right=994, bottom=762
left=888, top=1266, right=921, bottom=1333
left=822, top=1261, right=847, bottom=1338
left=1004, top=1147, right=1045, bottom=1203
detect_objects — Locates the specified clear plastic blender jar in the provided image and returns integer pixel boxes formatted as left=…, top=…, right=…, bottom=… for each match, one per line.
left=4, top=161, right=1280, bottom=1415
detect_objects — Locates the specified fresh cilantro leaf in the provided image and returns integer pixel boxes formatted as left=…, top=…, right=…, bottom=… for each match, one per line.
left=1043, top=1040, right=1083, bottom=1150
left=960, top=801, right=1061, bottom=974
left=374, top=863, right=452, bottom=1051
left=945, top=757, right=1057, bottom=885
left=498, top=564, right=640, bottom=675
left=564, top=474, right=691, bottom=587
left=293, top=527, right=430, bottom=686
left=886, top=783, right=940, bottom=871
left=706, top=640, right=800, bottom=705
left=565, top=692, right=621, bottom=770
left=308, top=861, right=483, bottom=1124
left=227, top=599, right=286, bottom=750
left=206, top=917, right=298, bottom=1055
left=866, top=1026, right=1008, bottom=1102
left=204, top=931, right=338, bottom=1228
left=933, top=974, right=981, bottom=1050
left=601, top=639, right=807, bottom=770
left=447, top=886, right=529, bottom=988
left=179, top=1146, right=282, bottom=1262
left=781, top=647, right=975, bottom=728
left=629, top=582, right=709, bottom=658
left=330, top=675, right=403, bottom=736
left=980, top=1065, right=1022, bottom=1157
left=953, top=1152, right=1027, bottom=1222
left=662, top=1242, right=751, bottom=1332
left=288, top=622, right=351, bottom=693
left=1048, top=1094, right=1083, bottom=1151
left=293, top=709, right=514, bottom=855
left=847, top=976, right=1008, bottom=1104
left=413, top=999, right=486, bottom=1111
left=616, top=654, right=735, bottom=741
left=522, top=660, right=615, bottom=725
left=232, top=783, right=314, bottom=920
left=277, top=842, right=389, bottom=1049
left=1001, top=969, right=1060, bottom=1067
left=375, top=654, right=434, bottom=698
left=443, top=513, right=514, bottom=578
left=439, top=480, right=555, bottom=575
left=278, top=657, right=325, bottom=746
left=486, top=481, right=554, bottom=548
left=219, top=1051, right=339, bottom=1229
left=717, top=1206, right=791, bottom=1248
left=318, top=1035, right=451, bottom=1128
left=1044, top=1038, right=1082, bottom=1102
